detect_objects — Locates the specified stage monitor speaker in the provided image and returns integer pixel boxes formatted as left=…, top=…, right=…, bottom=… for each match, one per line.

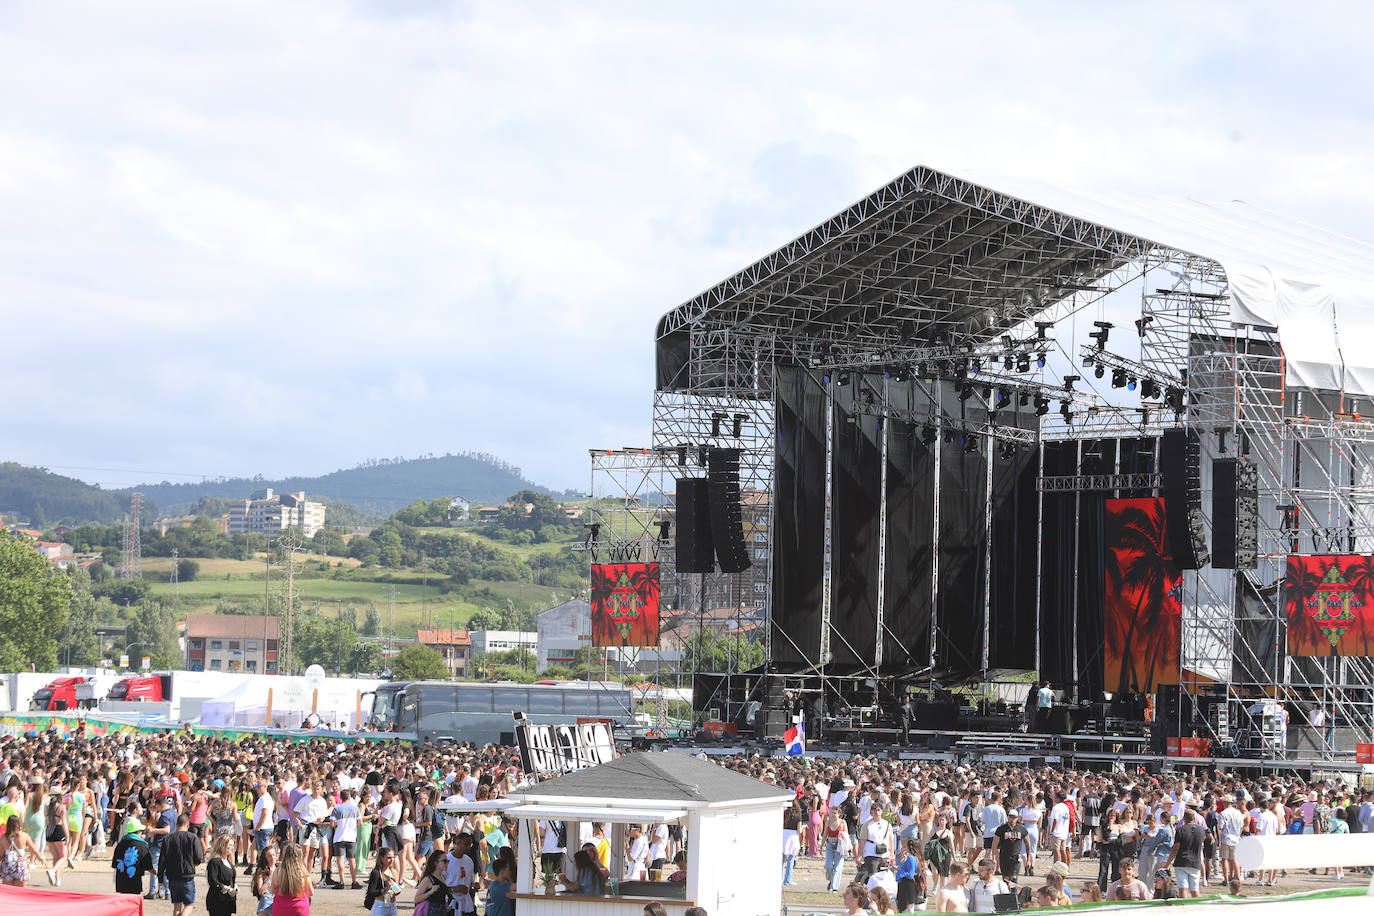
left=675, top=477, right=715, bottom=573
left=1213, top=458, right=1238, bottom=568
left=1045, top=707, right=1070, bottom=734
left=927, top=734, right=953, bottom=751
left=1161, top=428, right=1208, bottom=568
left=707, top=448, right=751, bottom=573
left=1028, top=756, right=1047, bottom=769
left=759, top=708, right=790, bottom=739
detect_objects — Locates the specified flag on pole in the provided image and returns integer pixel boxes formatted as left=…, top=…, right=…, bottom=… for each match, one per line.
left=783, top=714, right=805, bottom=756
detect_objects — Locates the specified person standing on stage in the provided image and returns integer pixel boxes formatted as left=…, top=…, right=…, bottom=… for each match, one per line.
left=1036, top=683, right=1054, bottom=733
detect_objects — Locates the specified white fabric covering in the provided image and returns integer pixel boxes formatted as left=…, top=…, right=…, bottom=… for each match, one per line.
left=950, top=168, right=1374, bottom=396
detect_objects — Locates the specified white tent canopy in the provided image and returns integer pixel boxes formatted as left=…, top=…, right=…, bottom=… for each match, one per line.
left=950, top=168, right=1374, bottom=397
left=197, top=675, right=382, bottom=728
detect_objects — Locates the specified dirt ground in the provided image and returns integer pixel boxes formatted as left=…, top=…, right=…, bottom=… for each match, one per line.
left=25, top=842, right=1371, bottom=914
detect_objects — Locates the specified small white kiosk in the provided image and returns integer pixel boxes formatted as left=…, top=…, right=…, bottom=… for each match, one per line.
left=503, top=750, right=792, bottom=916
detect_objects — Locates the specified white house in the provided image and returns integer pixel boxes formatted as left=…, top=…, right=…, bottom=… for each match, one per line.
left=470, top=629, right=538, bottom=657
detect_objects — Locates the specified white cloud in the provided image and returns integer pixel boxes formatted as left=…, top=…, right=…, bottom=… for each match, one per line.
left=3, top=1, right=1373, bottom=491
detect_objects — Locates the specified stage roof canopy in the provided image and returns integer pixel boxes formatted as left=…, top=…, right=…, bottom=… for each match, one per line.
left=658, top=165, right=1374, bottom=396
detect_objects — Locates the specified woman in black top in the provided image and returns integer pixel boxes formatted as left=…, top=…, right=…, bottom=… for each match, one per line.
left=206, top=834, right=238, bottom=916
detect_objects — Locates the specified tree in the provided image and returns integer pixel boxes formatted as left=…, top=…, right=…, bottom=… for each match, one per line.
left=293, top=614, right=358, bottom=674
left=466, top=607, right=500, bottom=631
left=59, top=568, right=101, bottom=667
left=125, top=600, right=179, bottom=669
left=681, top=630, right=765, bottom=674
left=0, top=535, right=70, bottom=671
left=394, top=644, right=449, bottom=680
left=362, top=602, right=381, bottom=636
left=350, top=641, right=382, bottom=675
left=176, top=558, right=200, bottom=583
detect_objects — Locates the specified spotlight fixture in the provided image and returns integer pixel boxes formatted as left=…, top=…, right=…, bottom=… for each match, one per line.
left=1127, top=377, right=1138, bottom=392
left=711, top=412, right=727, bottom=436
left=996, top=388, right=1011, bottom=409
left=732, top=414, right=746, bottom=437
left=1111, top=369, right=1127, bottom=388
left=1001, top=335, right=1014, bottom=350
left=584, top=522, right=602, bottom=544
left=921, top=424, right=938, bottom=445
left=999, top=441, right=1017, bottom=460
left=676, top=445, right=688, bottom=466
left=970, top=359, right=981, bottom=374
left=823, top=373, right=831, bottom=384
left=1088, top=320, right=1113, bottom=350
left=1018, top=391, right=1030, bottom=407
left=1141, top=379, right=1159, bottom=399
left=916, top=361, right=930, bottom=378
left=962, top=433, right=979, bottom=454
left=1034, top=396, right=1050, bottom=416
left=1035, top=352, right=1047, bottom=369
left=1135, top=316, right=1154, bottom=337
left=838, top=371, right=851, bottom=386
left=1094, top=364, right=1105, bottom=379
left=1016, top=353, right=1031, bottom=373
left=1063, top=375, right=1080, bottom=388
left=894, top=365, right=911, bottom=382
left=958, top=385, right=972, bottom=401
left=982, top=385, right=993, bottom=400
left=656, top=520, right=672, bottom=543
left=1035, top=321, right=1053, bottom=340
left=1003, top=353, right=1014, bottom=371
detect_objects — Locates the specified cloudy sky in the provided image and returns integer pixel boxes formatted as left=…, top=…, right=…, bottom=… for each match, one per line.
left=4, top=2, right=1373, bottom=492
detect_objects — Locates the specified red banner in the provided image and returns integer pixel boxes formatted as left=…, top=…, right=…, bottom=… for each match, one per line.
left=1104, top=498, right=1182, bottom=693
left=1284, top=555, right=1374, bottom=656
left=590, top=562, right=661, bottom=648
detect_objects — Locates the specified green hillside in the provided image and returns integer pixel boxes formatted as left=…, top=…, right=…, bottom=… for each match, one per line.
left=0, top=462, right=137, bottom=526
left=122, top=453, right=562, bottom=516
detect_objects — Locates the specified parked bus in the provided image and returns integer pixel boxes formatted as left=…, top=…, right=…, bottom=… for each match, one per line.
left=363, top=680, right=636, bottom=744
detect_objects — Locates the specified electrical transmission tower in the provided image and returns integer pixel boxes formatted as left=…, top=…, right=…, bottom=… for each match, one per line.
left=120, top=492, right=143, bottom=579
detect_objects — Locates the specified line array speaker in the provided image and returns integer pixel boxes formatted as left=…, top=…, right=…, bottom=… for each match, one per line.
left=1213, top=458, right=1238, bottom=568
left=1161, top=428, right=1208, bottom=568
left=707, top=447, right=751, bottom=574
left=1235, top=458, right=1259, bottom=569
left=674, top=477, right=715, bottom=574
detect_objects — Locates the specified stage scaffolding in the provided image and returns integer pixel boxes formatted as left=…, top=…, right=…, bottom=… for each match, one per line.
left=619, top=164, right=1374, bottom=756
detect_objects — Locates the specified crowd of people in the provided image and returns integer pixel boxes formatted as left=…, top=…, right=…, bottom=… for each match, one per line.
left=749, top=752, right=1372, bottom=913
left=0, top=727, right=724, bottom=916
left=0, top=725, right=1370, bottom=915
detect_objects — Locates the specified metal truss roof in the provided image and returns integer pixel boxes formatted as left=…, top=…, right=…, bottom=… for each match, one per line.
left=658, top=165, right=1166, bottom=346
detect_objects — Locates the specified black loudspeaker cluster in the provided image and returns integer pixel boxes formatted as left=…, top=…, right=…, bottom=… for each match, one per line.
left=1161, top=428, right=1209, bottom=569
left=674, top=478, right=715, bottom=573
left=673, top=447, right=751, bottom=575
left=707, top=447, right=752, bottom=574
left=1211, top=456, right=1258, bottom=570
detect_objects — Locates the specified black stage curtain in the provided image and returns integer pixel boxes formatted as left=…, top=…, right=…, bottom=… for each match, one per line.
left=772, top=365, right=827, bottom=667
left=988, top=448, right=1038, bottom=670
left=936, top=434, right=987, bottom=678
left=884, top=410, right=934, bottom=669
left=831, top=378, right=882, bottom=669
left=1039, top=441, right=1104, bottom=699
left=1234, top=575, right=1279, bottom=685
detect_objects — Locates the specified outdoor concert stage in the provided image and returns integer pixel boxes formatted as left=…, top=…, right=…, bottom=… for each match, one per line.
left=586, top=163, right=1374, bottom=766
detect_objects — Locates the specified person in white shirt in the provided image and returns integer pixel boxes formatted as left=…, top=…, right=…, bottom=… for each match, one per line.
left=1048, top=791, right=1072, bottom=866
left=539, top=819, right=566, bottom=874
left=968, top=858, right=1011, bottom=913
left=625, top=824, right=650, bottom=880
left=443, top=833, right=477, bottom=915
left=1216, top=797, right=1245, bottom=885
left=252, top=784, right=275, bottom=851
left=1256, top=798, right=1281, bottom=886
left=460, top=767, right=479, bottom=803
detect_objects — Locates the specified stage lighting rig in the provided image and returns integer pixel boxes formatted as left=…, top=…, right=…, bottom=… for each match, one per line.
left=1035, top=321, right=1053, bottom=340
left=1088, top=321, right=1113, bottom=350
left=1078, top=345, right=1184, bottom=400
left=1035, top=351, right=1047, bottom=368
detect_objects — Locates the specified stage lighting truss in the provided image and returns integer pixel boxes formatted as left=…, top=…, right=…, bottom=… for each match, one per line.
left=811, top=328, right=1054, bottom=379
left=1078, top=345, right=1184, bottom=402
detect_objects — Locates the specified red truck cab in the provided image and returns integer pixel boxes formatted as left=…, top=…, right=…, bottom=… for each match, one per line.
left=105, top=674, right=171, bottom=703
left=30, top=676, right=97, bottom=711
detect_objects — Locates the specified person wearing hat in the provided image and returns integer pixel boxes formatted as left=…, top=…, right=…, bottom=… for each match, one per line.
left=111, top=816, right=152, bottom=896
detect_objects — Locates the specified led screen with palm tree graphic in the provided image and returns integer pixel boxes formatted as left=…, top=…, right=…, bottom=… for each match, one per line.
left=1105, top=498, right=1183, bottom=693
left=589, top=562, right=662, bottom=648
left=1284, top=555, right=1374, bottom=656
